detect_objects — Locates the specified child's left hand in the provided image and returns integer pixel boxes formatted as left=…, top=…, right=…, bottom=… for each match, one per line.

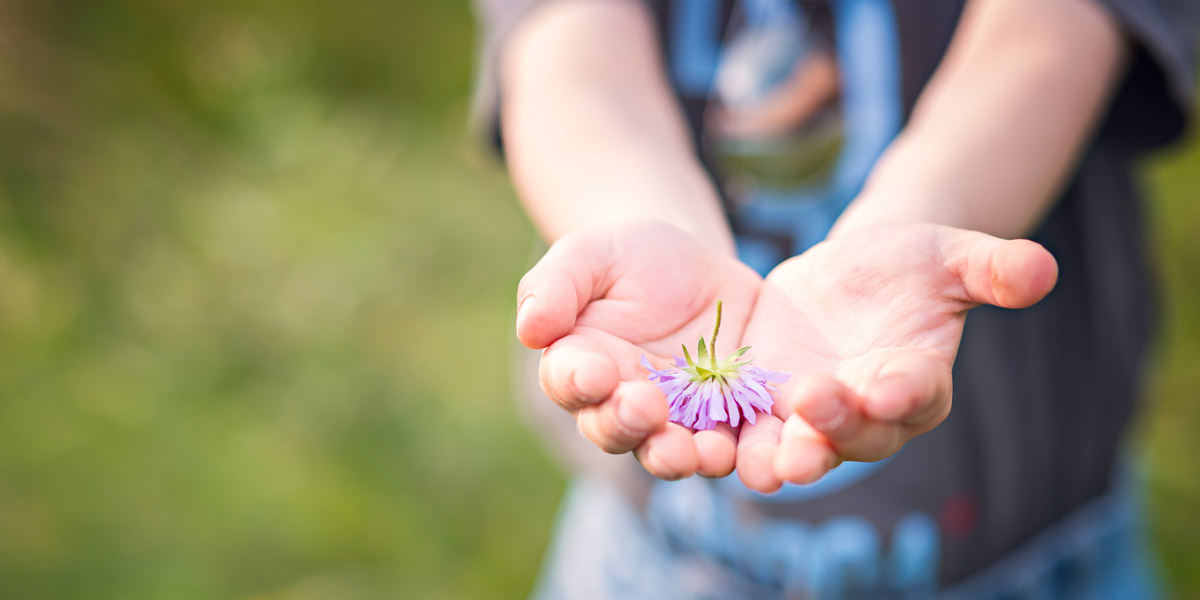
left=733, top=223, right=1058, bottom=492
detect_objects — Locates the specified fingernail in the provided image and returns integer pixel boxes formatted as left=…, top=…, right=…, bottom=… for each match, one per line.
left=644, top=447, right=684, bottom=481
left=780, top=414, right=812, bottom=441
left=516, top=294, right=536, bottom=330
left=865, top=376, right=908, bottom=421
left=616, top=395, right=651, bottom=436
left=804, top=392, right=847, bottom=432
left=569, top=370, right=601, bottom=404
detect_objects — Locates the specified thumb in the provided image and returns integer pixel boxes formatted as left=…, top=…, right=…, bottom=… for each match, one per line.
left=516, top=231, right=614, bottom=349
left=942, top=229, right=1058, bottom=309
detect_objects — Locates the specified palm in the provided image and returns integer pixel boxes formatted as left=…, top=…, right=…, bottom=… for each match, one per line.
left=574, top=232, right=759, bottom=363
left=751, top=226, right=969, bottom=394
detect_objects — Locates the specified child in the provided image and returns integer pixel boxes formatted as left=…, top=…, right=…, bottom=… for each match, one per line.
left=475, top=0, right=1198, bottom=596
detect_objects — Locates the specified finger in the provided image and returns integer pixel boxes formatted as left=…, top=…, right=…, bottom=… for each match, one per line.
left=576, top=380, right=669, bottom=454
left=694, top=423, right=737, bottom=478
left=861, top=349, right=953, bottom=432
left=785, top=373, right=865, bottom=445
left=539, top=334, right=621, bottom=412
left=634, top=422, right=699, bottom=480
left=943, top=231, right=1058, bottom=309
left=783, top=373, right=897, bottom=462
left=516, top=233, right=612, bottom=349
left=786, top=362, right=942, bottom=462
left=736, top=414, right=784, bottom=493
left=775, top=415, right=840, bottom=485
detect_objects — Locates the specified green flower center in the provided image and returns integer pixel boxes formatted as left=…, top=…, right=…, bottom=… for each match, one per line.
left=680, top=300, right=753, bottom=384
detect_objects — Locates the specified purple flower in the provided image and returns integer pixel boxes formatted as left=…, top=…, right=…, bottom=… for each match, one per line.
left=641, top=301, right=790, bottom=431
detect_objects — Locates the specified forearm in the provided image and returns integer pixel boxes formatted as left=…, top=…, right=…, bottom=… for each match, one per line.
left=500, top=0, right=734, bottom=253
left=831, top=0, right=1128, bottom=240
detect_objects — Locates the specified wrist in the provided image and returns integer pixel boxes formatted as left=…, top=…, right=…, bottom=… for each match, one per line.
left=520, top=177, right=737, bottom=257
left=828, top=190, right=966, bottom=241
left=561, top=216, right=737, bottom=259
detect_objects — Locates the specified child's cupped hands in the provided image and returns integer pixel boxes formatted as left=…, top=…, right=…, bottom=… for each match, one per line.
left=517, top=221, right=1058, bottom=488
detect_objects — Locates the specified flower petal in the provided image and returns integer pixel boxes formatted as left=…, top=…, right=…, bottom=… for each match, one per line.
left=729, top=379, right=757, bottom=421
left=724, top=386, right=741, bottom=427
left=742, top=400, right=758, bottom=426
left=653, top=348, right=790, bottom=429
left=741, top=377, right=776, bottom=412
left=709, top=382, right=728, bottom=423
left=681, top=387, right=702, bottom=429
left=746, top=365, right=791, bottom=384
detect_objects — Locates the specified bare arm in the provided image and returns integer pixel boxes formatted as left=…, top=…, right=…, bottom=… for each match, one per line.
left=500, top=0, right=735, bottom=253
left=737, top=0, right=1129, bottom=490
left=831, top=0, right=1129, bottom=239
left=503, top=0, right=759, bottom=479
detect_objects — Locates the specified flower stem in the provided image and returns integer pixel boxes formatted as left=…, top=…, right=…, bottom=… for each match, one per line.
left=709, top=300, right=722, bottom=369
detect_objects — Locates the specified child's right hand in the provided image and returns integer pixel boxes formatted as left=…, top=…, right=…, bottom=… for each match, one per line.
left=515, top=219, right=762, bottom=480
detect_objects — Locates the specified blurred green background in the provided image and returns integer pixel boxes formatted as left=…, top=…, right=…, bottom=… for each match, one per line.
left=0, top=1, right=1196, bottom=598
